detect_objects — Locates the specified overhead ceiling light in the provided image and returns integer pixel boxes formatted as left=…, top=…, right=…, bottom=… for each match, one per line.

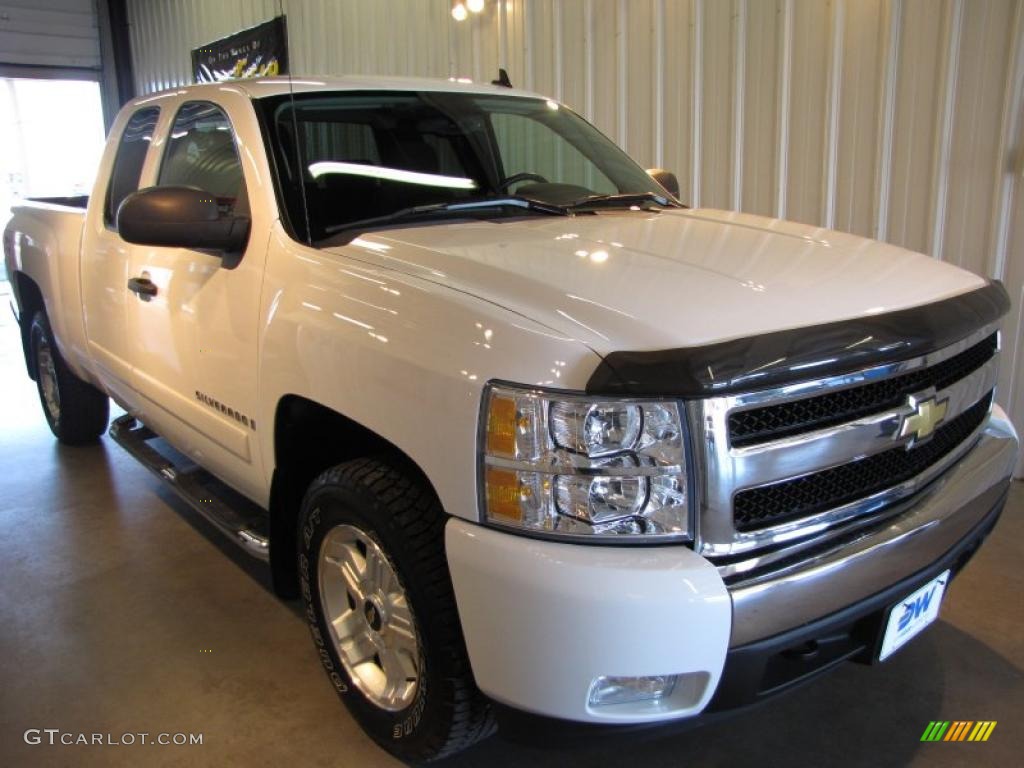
left=451, top=2, right=468, bottom=21
left=467, top=0, right=486, bottom=12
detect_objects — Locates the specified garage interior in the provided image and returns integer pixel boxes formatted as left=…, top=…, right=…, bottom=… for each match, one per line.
left=1, top=0, right=1023, bottom=766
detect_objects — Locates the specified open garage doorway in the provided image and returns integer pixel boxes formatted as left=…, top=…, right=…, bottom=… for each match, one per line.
left=0, top=77, right=106, bottom=282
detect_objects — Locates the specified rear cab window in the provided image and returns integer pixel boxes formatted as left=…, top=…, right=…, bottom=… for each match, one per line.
left=104, top=107, right=160, bottom=228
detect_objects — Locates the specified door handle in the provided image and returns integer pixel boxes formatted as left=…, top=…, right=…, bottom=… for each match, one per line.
left=127, top=276, right=158, bottom=300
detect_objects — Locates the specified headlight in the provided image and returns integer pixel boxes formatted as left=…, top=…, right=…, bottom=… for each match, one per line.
left=479, top=383, right=691, bottom=542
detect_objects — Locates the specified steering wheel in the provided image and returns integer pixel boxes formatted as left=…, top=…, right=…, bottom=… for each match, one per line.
left=497, top=172, right=550, bottom=192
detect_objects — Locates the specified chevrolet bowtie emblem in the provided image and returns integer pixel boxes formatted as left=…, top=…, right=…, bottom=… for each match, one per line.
left=898, top=392, right=949, bottom=447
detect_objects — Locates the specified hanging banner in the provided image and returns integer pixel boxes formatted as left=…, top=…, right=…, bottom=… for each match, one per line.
left=192, top=17, right=289, bottom=83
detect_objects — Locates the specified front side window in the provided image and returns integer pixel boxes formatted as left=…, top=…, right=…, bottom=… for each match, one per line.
left=258, top=91, right=668, bottom=244
left=158, top=101, right=245, bottom=214
left=104, top=107, right=160, bottom=227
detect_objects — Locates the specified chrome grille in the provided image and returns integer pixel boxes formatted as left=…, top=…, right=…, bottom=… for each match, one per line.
left=695, top=325, right=1000, bottom=577
left=728, top=333, right=997, bottom=447
left=733, top=392, right=992, bottom=531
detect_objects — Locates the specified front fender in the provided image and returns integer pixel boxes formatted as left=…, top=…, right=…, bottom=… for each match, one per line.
left=256, top=224, right=601, bottom=523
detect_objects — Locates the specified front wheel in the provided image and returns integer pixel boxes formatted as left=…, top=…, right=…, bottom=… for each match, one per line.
left=298, top=457, right=494, bottom=761
left=30, top=311, right=109, bottom=444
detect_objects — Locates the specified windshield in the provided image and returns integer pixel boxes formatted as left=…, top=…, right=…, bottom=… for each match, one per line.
left=257, top=90, right=669, bottom=244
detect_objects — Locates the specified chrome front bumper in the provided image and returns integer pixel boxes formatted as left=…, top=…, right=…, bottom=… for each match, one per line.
left=729, top=404, right=1019, bottom=646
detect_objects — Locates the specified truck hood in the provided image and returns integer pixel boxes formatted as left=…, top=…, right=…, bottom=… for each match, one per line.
left=326, top=208, right=986, bottom=355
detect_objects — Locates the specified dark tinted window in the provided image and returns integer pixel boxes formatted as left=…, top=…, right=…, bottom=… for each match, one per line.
left=158, top=101, right=245, bottom=213
left=490, top=111, right=616, bottom=194
left=104, top=107, right=159, bottom=227
left=303, top=121, right=380, bottom=165
left=258, top=91, right=665, bottom=243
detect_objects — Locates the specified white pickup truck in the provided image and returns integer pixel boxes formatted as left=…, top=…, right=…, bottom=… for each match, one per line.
left=4, top=76, right=1019, bottom=761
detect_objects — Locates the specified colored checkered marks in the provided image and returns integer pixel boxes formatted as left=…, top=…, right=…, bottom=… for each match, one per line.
left=920, top=721, right=997, bottom=742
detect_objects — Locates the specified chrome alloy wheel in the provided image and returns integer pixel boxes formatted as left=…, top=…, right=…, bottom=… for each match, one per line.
left=36, top=336, right=60, bottom=421
left=318, top=523, right=421, bottom=711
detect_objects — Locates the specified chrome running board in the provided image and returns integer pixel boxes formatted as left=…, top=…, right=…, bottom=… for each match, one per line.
left=109, top=414, right=270, bottom=561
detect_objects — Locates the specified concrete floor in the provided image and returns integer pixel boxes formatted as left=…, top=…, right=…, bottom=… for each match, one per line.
left=0, top=289, right=1022, bottom=768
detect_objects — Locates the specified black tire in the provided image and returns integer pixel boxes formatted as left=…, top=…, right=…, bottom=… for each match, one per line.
left=298, top=457, right=494, bottom=762
left=29, top=311, right=109, bottom=445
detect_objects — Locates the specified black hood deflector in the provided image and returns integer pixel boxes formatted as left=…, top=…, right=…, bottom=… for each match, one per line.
left=587, top=281, right=1011, bottom=398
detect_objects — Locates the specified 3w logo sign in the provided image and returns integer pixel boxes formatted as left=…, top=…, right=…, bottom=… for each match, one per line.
left=921, top=721, right=997, bottom=742
left=898, top=582, right=941, bottom=632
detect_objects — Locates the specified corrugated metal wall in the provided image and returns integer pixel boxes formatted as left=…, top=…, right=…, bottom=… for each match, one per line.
left=128, top=0, right=1024, bottom=475
left=0, top=0, right=100, bottom=69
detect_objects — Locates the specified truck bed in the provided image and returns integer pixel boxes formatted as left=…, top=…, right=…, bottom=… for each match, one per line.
left=4, top=198, right=91, bottom=382
left=26, top=195, right=89, bottom=209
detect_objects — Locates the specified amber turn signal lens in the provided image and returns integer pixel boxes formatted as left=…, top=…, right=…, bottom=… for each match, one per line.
left=485, top=467, right=523, bottom=521
left=486, top=394, right=517, bottom=457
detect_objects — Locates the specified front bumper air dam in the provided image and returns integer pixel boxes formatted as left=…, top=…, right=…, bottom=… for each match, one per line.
left=472, top=480, right=1010, bottom=747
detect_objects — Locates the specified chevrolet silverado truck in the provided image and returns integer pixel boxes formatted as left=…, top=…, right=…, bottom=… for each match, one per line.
left=3, top=76, right=1019, bottom=761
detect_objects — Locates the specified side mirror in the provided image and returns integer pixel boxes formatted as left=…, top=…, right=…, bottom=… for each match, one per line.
left=117, top=186, right=250, bottom=265
left=646, top=168, right=681, bottom=200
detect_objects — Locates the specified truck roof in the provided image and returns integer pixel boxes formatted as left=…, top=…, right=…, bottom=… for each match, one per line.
left=130, top=75, right=546, bottom=107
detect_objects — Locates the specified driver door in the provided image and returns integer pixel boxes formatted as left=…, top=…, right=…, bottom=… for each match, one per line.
left=124, top=100, right=266, bottom=502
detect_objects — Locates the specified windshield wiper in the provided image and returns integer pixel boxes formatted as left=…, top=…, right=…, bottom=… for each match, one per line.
left=566, top=192, right=680, bottom=212
left=442, top=196, right=571, bottom=216
left=321, top=196, right=570, bottom=242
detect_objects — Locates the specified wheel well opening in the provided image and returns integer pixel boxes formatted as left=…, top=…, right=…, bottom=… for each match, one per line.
left=13, top=272, right=44, bottom=380
left=268, top=395, right=438, bottom=597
